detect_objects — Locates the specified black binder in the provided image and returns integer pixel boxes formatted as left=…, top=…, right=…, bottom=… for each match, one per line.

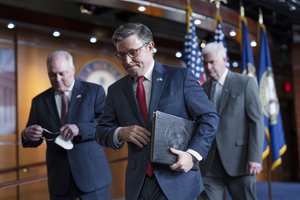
left=151, top=111, right=195, bottom=165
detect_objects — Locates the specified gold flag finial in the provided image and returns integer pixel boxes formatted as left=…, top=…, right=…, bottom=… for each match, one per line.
left=259, top=8, right=264, bottom=24
left=209, top=0, right=227, bottom=9
left=240, top=5, right=245, bottom=17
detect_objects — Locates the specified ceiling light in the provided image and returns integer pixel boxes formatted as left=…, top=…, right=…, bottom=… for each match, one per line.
left=232, top=61, right=239, bottom=68
left=200, top=40, right=206, bottom=49
left=7, top=23, right=15, bottom=29
left=138, top=5, right=146, bottom=12
left=229, top=30, right=236, bottom=37
left=175, top=51, right=182, bottom=58
left=79, top=4, right=95, bottom=15
left=90, top=37, right=97, bottom=43
left=53, top=31, right=60, bottom=37
left=250, top=40, right=257, bottom=47
left=289, top=5, right=296, bottom=11
left=194, top=19, right=201, bottom=25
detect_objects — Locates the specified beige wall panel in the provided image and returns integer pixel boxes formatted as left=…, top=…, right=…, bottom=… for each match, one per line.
left=19, top=181, right=49, bottom=200
left=0, top=172, right=17, bottom=200
left=0, top=135, right=17, bottom=169
left=109, top=160, right=127, bottom=199
left=19, top=166, right=48, bottom=200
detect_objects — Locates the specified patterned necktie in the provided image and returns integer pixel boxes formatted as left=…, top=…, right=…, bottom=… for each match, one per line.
left=211, top=81, right=221, bottom=109
left=136, top=76, right=153, bottom=177
left=61, top=93, right=69, bottom=124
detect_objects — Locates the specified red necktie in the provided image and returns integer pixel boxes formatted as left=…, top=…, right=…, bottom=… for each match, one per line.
left=136, top=76, right=153, bottom=177
left=136, top=76, right=148, bottom=122
left=61, top=93, right=69, bottom=124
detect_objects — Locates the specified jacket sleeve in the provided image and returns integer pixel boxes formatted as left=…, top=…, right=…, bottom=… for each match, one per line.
left=245, top=77, right=264, bottom=163
left=184, top=69, right=219, bottom=159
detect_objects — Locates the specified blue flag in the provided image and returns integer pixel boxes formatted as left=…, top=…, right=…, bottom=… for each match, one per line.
left=214, top=14, right=230, bottom=68
left=241, top=18, right=257, bottom=80
left=183, top=16, right=206, bottom=84
left=258, top=24, right=287, bottom=170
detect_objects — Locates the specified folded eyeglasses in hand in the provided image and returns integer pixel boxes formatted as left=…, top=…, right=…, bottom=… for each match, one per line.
left=42, top=128, right=60, bottom=140
left=42, top=128, right=73, bottom=150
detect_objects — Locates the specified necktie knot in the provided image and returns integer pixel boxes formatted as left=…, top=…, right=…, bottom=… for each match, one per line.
left=138, top=76, right=145, bottom=84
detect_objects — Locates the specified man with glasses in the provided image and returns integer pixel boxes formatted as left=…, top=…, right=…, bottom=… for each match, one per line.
left=96, top=23, right=219, bottom=200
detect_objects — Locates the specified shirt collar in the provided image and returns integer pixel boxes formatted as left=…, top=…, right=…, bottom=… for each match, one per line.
left=143, top=60, right=155, bottom=82
left=55, top=79, right=75, bottom=96
left=216, top=68, right=228, bottom=86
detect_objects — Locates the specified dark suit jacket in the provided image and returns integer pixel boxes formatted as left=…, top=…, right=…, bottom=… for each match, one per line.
left=22, top=80, right=112, bottom=195
left=201, top=71, right=264, bottom=176
left=96, top=62, right=219, bottom=200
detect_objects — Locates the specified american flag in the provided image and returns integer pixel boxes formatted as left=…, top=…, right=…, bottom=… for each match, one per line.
left=214, top=19, right=225, bottom=44
left=214, top=16, right=230, bottom=68
left=183, top=17, right=206, bottom=84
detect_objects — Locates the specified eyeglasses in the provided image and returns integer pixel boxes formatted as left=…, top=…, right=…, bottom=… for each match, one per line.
left=42, top=128, right=60, bottom=141
left=115, top=43, right=148, bottom=60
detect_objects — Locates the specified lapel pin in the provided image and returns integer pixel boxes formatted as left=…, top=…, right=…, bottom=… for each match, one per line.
left=76, top=94, right=82, bottom=98
left=157, top=77, right=163, bottom=82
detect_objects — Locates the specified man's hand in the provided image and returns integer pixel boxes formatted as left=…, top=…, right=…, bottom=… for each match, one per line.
left=24, top=125, right=43, bottom=141
left=247, top=161, right=262, bottom=176
left=118, top=125, right=151, bottom=148
left=169, top=148, right=194, bottom=172
left=60, top=124, right=79, bottom=140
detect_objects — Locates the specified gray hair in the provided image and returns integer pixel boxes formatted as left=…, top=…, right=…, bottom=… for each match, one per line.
left=202, top=42, right=227, bottom=59
left=47, top=50, right=74, bottom=69
left=112, top=23, right=153, bottom=45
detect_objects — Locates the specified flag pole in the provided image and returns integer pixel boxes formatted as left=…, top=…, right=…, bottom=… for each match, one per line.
left=186, top=0, right=192, bottom=33
left=259, top=9, right=272, bottom=200
left=267, top=153, right=273, bottom=200
left=209, top=0, right=227, bottom=28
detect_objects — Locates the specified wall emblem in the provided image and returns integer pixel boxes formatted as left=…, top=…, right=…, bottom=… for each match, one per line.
left=259, top=66, right=279, bottom=125
left=77, top=59, right=123, bottom=93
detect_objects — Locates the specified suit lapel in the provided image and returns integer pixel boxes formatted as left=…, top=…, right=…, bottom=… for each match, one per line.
left=122, top=63, right=167, bottom=127
left=45, top=89, right=61, bottom=127
left=204, top=80, right=213, bottom=100
left=123, top=76, right=145, bottom=125
left=218, top=71, right=233, bottom=114
left=148, top=63, right=166, bottom=124
left=68, top=80, right=83, bottom=123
